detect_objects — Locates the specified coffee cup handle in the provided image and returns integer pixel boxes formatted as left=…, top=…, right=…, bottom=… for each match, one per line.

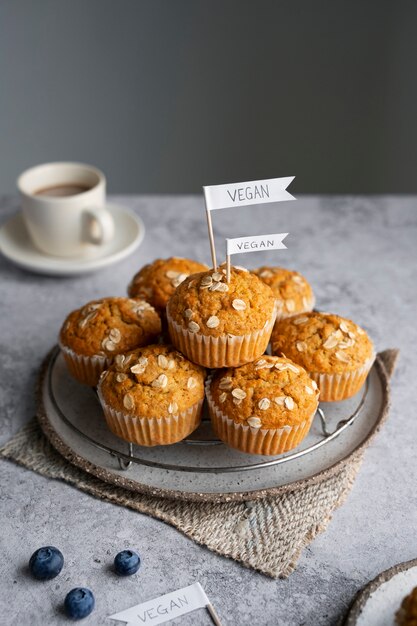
left=82, top=207, right=114, bottom=245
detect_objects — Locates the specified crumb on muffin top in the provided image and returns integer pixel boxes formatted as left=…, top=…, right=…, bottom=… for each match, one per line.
left=253, top=266, right=314, bottom=317
left=271, top=311, right=374, bottom=373
left=209, top=355, right=319, bottom=429
left=167, top=265, right=276, bottom=337
left=59, top=297, right=161, bottom=357
left=98, top=344, right=206, bottom=416
left=127, top=257, right=208, bottom=311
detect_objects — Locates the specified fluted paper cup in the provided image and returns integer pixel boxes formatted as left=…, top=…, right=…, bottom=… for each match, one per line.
left=97, top=384, right=203, bottom=447
left=205, top=376, right=316, bottom=456
left=166, top=302, right=277, bottom=368
left=309, top=353, right=375, bottom=402
left=60, top=343, right=111, bottom=387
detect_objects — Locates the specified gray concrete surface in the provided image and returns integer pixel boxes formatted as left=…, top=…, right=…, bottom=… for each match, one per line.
left=0, top=195, right=415, bottom=625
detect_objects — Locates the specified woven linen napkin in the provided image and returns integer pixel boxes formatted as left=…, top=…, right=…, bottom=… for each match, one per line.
left=0, top=350, right=397, bottom=579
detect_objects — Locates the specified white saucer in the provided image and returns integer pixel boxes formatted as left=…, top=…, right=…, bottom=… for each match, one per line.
left=0, top=204, right=145, bottom=276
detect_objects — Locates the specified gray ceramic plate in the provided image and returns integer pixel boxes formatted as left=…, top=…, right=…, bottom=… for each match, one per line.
left=344, top=558, right=417, bottom=625
left=37, top=348, right=390, bottom=503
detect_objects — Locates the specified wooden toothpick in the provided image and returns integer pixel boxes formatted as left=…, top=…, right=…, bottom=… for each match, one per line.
left=205, top=208, right=217, bottom=271
left=225, top=239, right=231, bottom=283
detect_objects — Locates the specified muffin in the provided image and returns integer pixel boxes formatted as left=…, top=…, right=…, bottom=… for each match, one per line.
left=396, top=587, right=417, bottom=625
left=253, top=266, right=315, bottom=320
left=59, top=297, right=161, bottom=386
left=206, top=355, right=319, bottom=455
left=127, top=257, right=208, bottom=313
left=166, top=265, right=277, bottom=368
left=97, top=344, right=206, bottom=446
left=271, top=311, right=375, bottom=401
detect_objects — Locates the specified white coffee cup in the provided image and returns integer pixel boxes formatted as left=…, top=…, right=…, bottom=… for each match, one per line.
left=18, top=162, right=114, bottom=257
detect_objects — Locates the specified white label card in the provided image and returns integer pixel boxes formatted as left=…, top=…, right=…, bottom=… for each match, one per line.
left=108, top=583, right=210, bottom=625
left=203, top=176, right=295, bottom=211
left=226, top=233, right=288, bottom=256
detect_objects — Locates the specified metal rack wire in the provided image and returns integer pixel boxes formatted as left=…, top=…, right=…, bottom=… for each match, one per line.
left=48, top=346, right=369, bottom=475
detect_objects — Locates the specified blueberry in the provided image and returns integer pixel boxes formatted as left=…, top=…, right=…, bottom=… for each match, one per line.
left=114, top=550, right=141, bottom=576
left=64, top=588, right=95, bottom=620
left=29, top=546, right=64, bottom=580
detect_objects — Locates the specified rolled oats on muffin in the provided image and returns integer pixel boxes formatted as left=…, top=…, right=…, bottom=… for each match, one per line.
left=127, top=257, right=208, bottom=313
left=271, top=311, right=375, bottom=401
left=97, top=344, right=205, bottom=446
left=206, top=355, right=319, bottom=455
left=253, top=266, right=315, bottom=320
left=166, top=265, right=277, bottom=368
left=59, top=297, right=161, bottom=386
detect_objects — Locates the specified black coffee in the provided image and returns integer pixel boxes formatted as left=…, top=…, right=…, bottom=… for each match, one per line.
left=34, top=184, right=91, bottom=197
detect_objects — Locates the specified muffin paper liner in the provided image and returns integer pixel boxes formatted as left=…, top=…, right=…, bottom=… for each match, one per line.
left=96, top=386, right=204, bottom=447
left=166, top=302, right=278, bottom=368
left=205, top=376, right=317, bottom=456
left=275, top=294, right=316, bottom=322
left=59, top=343, right=111, bottom=387
left=309, top=353, right=376, bottom=402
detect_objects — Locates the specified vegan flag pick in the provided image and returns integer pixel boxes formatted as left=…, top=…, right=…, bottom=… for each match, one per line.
left=202, top=176, right=295, bottom=269
left=108, top=582, right=222, bottom=626
left=225, top=233, right=289, bottom=281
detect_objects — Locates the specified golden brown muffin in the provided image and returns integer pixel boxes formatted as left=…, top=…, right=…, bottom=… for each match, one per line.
left=206, top=355, right=319, bottom=455
left=271, top=311, right=375, bottom=401
left=127, top=257, right=208, bottom=312
left=59, top=297, right=161, bottom=386
left=166, top=265, right=277, bottom=367
left=98, top=344, right=206, bottom=446
left=253, top=266, right=315, bottom=319
left=396, top=587, right=417, bottom=626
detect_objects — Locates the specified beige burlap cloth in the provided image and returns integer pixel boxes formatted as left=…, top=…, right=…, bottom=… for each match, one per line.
left=0, top=350, right=397, bottom=579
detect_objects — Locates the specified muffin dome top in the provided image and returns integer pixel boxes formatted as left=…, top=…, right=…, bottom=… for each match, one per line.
left=59, top=297, right=161, bottom=357
left=253, top=266, right=314, bottom=317
left=128, top=257, right=208, bottom=311
left=209, top=355, right=319, bottom=429
left=98, top=344, right=205, bottom=416
left=167, top=265, right=276, bottom=337
left=271, top=311, right=374, bottom=373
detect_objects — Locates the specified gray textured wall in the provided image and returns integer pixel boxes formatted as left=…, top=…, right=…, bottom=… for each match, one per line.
left=0, top=0, right=416, bottom=194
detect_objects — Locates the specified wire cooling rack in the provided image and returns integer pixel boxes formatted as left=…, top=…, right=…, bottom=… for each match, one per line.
left=47, top=346, right=369, bottom=475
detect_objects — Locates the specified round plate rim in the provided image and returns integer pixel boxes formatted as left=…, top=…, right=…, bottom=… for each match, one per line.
left=37, top=348, right=391, bottom=503
left=343, top=557, right=417, bottom=625
left=0, top=204, right=145, bottom=276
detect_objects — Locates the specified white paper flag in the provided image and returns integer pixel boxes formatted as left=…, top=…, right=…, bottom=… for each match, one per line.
left=203, top=176, right=295, bottom=211
left=108, top=583, right=210, bottom=625
left=226, top=233, right=288, bottom=256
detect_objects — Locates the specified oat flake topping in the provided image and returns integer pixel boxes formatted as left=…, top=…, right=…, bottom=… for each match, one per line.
left=258, top=398, right=270, bottom=410
left=130, top=357, right=148, bottom=375
left=206, top=316, right=220, bottom=329
left=219, top=377, right=233, bottom=390
left=152, top=373, right=168, bottom=388
left=188, top=321, right=200, bottom=333
left=293, top=316, right=309, bottom=325
left=232, top=299, right=246, bottom=311
left=232, top=388, right=247, bottom=400
left=123, top=393, right=134, bottom=410
left=158, top=354, right=169, bottom=369
left=284, top=397, right=295, bottom=410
